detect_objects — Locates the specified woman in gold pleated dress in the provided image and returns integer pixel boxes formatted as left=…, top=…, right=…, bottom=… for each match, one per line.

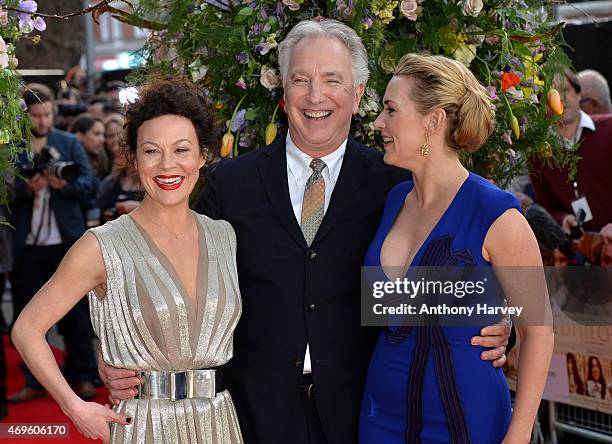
left=12, top=78, right=243, bottom=443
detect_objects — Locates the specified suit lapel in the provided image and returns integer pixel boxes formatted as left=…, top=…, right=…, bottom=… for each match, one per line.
left=256, top=137, right=308, bottom=248
left=313, top=139, right=371, bottom=246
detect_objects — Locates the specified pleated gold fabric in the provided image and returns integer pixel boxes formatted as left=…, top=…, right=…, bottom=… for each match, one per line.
left=87, top=212, right=243, bottom=443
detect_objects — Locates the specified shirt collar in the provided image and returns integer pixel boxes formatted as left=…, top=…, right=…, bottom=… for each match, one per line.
left=571, top=110, right=596, bottom=144
left=578, top=110, right=596, bottom=132
left=285, top=132, right=347, bottom=185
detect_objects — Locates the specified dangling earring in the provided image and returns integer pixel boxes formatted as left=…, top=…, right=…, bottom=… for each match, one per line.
left=420, top=134, right=430, bottom=157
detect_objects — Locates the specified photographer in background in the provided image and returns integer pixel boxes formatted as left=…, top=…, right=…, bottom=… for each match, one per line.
left=8, top=83, right=99, bottom=403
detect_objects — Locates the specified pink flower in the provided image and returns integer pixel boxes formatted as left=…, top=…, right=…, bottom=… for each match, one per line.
left=400, top=0, right=421, bottom=21
left=235, top=78, right=247, bottom=90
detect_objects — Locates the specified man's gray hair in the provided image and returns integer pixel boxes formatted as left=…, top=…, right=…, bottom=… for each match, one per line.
left=278, top=19, right=369, bottom=89
left=578, top=69, right=612, bottom=113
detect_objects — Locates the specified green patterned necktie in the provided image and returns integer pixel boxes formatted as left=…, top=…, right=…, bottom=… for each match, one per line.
left=300, top=158, right=327, bottom=246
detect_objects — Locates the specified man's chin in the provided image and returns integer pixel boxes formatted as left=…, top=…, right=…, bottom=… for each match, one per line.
left=31, top=129, right=50, bottom=138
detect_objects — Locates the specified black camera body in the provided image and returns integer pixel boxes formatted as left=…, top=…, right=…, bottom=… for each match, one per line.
left=21, top=146, right=80, bottom=182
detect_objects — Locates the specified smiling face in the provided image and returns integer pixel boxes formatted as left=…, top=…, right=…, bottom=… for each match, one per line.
left=284, top=36, right=365, bottom=157
left=136, top=114, right=205, bottom=208
left=374, top=76, right=430, bottom=167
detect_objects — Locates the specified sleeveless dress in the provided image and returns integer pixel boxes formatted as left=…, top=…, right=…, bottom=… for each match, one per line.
left=359, top=172, right=519, bottom=444
left=87, top=212, right=243, bottom=443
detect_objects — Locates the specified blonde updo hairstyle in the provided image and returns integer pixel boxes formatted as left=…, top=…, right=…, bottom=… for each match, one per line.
left=394, top=53, right=494, bottom=153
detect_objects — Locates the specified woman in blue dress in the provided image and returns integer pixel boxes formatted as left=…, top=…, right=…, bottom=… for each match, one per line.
left=359, top=54, right=554, bottom=443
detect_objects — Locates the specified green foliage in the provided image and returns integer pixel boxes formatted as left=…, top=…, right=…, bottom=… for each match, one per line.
left=1, top=1, right=34, bottom=214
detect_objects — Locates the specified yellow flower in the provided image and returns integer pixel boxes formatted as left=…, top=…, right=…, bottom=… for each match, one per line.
left=371, top=0, right=399, bottom=24
left=453, top=44, right=477, bottom=67
left=221, top=133, right=234, bottom=158
left=510, top=114, right=520, bottom=139
left=456, top=32, right=468, bottom=45
left=265, top=123, right=277, bottom=145
left=523, top=54, right=545, bottom=92
left=547, top=88, right=564, bottom=115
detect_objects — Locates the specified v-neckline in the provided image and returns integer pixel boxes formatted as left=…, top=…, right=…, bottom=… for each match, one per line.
left=127, top=212, right=203, bottom=310
left=381, top=172, right=472, bottom=272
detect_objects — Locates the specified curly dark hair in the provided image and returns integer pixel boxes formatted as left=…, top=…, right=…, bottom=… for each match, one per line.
left=121, top=78, right=219, bottom=163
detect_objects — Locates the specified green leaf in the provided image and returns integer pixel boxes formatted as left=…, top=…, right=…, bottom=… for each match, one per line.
left=235, top=7, right=254, bottom=23
left=245, top=108, right=259, bottom=120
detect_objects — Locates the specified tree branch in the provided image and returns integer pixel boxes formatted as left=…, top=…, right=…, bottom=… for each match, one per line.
left=4, top=0, right=134, bottom=20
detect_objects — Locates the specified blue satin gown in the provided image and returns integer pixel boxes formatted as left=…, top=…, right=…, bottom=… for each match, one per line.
left=359, top=172, right=519, bottom=444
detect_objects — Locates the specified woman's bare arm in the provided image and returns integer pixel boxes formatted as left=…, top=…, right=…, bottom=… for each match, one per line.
left=11, top=232, right=130, bottom=441
left=484, top=208, right=554, bottom=444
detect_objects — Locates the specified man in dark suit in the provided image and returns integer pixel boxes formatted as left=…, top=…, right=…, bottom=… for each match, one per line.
left=100, top=19, right=510, bottom=443
left=9, top=83, right=99, bottom=403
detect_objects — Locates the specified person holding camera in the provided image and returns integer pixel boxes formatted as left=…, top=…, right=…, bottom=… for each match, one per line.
left=8, top=83, right=99, bottom=403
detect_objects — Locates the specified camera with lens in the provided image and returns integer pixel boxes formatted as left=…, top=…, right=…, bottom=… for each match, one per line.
left=21, top=146, right=80, bottom=182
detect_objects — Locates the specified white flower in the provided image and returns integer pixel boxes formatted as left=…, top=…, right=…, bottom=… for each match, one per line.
left=506, top=86, right=524, bottom=101
left=0, top=36, right=9, bottom=69
left=453, top=44, right=477, bottom=67
left=400, top=0, right=421, bottom=21
left=189, top=61, right=208, bottom=82
left=463, top=0, right=484, bottom=17
left=282, top=0, right=300, bottom=11
left=260, top=65, right=281, bottom=91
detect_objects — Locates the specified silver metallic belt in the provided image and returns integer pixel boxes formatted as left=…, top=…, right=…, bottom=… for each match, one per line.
left=137, top=369, right=218, bottom=400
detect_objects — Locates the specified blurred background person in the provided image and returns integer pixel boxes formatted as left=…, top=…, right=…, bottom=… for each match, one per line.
left=86, top=95, right=112, bottom=119
left=578, top=69, right=612, bottom=115
left=529, top=70, right=612, bottom=239
left=103, top=113, right=125, bottom=162
left=96, top=115, right=142, bottom=222
left=69, top=114, right=109, bottom=180
left=8, top=83, right=99, bottom=403
left=102, top=81, right=126, bottom=113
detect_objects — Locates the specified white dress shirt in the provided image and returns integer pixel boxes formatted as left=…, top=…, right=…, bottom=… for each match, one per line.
left=25, top=187, right=62, bottom=246
left=570, top=110, right=596, bottom=144
left=286, top=132, right=347, bottom=373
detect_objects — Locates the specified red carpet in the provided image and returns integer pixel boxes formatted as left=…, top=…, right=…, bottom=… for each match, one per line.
left=1, top=335, right=108, bottom=443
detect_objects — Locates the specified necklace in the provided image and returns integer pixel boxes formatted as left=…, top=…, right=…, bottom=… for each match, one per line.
left=147, top=214, right=194, bottom=240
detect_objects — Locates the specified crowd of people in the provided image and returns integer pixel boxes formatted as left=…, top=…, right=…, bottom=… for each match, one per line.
left=0, top=17, right=610, bottom=443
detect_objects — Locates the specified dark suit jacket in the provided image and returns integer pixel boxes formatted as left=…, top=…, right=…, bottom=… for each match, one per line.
left=10, top=129, right=96, bottom=262
left=195, top=135, right=410, bottom=443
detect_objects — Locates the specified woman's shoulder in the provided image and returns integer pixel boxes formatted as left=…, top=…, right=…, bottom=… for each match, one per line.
left=87, top=214, right=132, bottom=241
left=386, top=180, right=414, bottom=202
left=466, top=172, right=521, bottom=213
left=194, top=212, right=235, bottom=238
